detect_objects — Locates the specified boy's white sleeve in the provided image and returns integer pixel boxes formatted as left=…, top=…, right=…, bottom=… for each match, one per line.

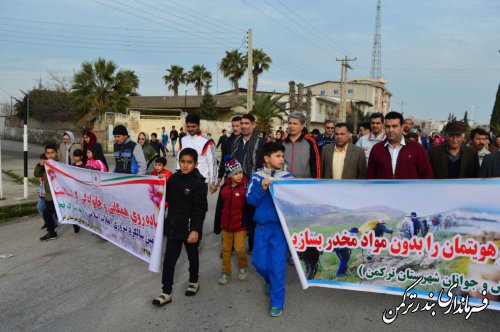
left=133, top=144, right=147, bottom=175
left=206, top=141, right=217, bottom=184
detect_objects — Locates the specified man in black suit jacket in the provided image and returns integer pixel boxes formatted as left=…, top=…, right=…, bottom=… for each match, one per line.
left=428, top=121, right=478, bottom=179
left=478, top=152, right=500, bottom=177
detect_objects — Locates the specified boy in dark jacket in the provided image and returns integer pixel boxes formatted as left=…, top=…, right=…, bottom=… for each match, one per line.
left=213, top=159, right=249, bottom=285
left=153, top=148, right=208, bottom=306
left=247, top=142, right=293, bottom=317
left=35, top=144, right=59, bottom=241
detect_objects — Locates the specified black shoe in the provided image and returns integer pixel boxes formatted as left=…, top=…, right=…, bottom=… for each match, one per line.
left=40, top=232, right=58, bottom=241
left=73, top=225, right=81, bottom=233
left=41, top=224, right=47, bottom=230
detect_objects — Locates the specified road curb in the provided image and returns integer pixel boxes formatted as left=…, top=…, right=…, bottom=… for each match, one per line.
left=0, top=201, right=38, bottom=223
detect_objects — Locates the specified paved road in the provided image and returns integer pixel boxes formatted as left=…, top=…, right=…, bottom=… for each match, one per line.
left=1, top=138, right=44, bottom=161
left=1, top=217, right=499, bottom=330
left=0, top=140, right=498, bottom=331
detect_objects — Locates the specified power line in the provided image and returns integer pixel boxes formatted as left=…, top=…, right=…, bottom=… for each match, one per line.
left=134, top=0, right=243, bottom=35
left=0, top=16, right=240, bottom=35
left=105, top=0, right=239, bottom=47
left=0, top=28, right=228, bottom=48
left=164, top=0, right=239, bottom=33
left=274, top=0, right=371, bottom=74
left=241, top=0, right=340, bottom=60
left=0, top=37, right=223, bottom=54
left=89, top=0, right=242, bottom=49
left=0, top=85, right=13, bottom=97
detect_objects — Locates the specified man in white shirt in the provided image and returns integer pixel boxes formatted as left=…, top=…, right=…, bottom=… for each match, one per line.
left=177, top=113, right=217, bottom=193
left=356, top=112, right=386, bottom=162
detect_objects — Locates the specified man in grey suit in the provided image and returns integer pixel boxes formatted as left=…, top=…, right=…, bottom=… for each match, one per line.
left=321, top=122, right=367, bottom=179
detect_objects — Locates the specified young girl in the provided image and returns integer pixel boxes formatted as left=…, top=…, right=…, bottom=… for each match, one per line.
left=72, top=149, right=85, bottom=168
left=85, top=147, right=108, bottom=172
left=213, top=159, right=249, bottom=285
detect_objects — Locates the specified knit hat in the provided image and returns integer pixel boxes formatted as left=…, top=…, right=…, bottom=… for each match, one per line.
left=113, top=125, right=128, bottom=136
left=225, top=159, right=243, bottom=178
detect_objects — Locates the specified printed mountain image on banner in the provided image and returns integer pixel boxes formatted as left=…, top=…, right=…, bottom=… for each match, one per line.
left=271, top=179, right=500, bottom=311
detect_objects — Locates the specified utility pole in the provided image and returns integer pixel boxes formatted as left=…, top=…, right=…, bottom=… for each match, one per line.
left=23, top=96, right=28, bottom=199
left=246, top=28, right=253, bottom=112
left=336, top=56, right=356, bottom=122
left=400, top=100, right=406, bottom=114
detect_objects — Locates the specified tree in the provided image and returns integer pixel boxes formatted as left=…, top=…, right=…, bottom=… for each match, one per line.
left=72, top=57, right=139, bottom=127
left=243, top=49, right=272, bottom=94
left=163, top=65, right=186, bottom=96
left=220, top=50, right=246, bottom=95
left=197, top=79, right=217, bottom=120
left=250, top=94, right=286, bottom=133
left=490, top=83, right=500, bottom=134
left=187, top=65, right=212, bottom=96
left=463, top=110, right=469, bottom=129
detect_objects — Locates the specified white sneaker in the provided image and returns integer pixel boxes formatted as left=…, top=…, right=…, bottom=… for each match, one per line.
left=238, top=268, right=248, bottom=281
left=218, top=274, right=231, bottom=285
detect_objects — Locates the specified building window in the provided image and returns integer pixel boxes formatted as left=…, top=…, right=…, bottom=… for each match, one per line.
left=348, top=89, right=353, bottom=94
left=333, top=89, right=339, bottom=95
left=320, top=90, right=325, bottom=96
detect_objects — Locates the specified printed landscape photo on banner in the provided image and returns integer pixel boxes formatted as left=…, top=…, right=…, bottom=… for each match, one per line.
left=271, top=179, right=500, bottom=311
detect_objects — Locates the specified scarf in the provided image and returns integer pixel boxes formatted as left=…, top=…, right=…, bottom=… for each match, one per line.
left=231, top=129, right=260, bottom=177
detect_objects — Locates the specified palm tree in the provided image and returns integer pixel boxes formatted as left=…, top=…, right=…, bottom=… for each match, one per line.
left=219, top=50, right=246, bottom=95
left=163, top=65, right=186, bottom=96
left=72, top=57, right=139, bottom=127
left=250, top=94, right=286, bottom=134
left=244, top=49, right=272, bottom=94
left=187, top=65, right=212, bottom=96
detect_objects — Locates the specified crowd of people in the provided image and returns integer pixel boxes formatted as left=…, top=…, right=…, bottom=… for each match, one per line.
left=34, top=110, right=500, bottom=317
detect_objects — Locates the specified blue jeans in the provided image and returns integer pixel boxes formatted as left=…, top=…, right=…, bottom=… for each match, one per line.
left=37, top=197, right=45, bottom=218
left=171, top=140, right=177, bottom=156
left=38, top=197, right=58, bottom=226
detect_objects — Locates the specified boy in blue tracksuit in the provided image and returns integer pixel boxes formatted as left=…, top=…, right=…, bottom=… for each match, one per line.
left=246, top=142, right=293, bottom=317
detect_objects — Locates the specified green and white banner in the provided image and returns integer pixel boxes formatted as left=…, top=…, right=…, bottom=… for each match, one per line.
left=46, top=160, right=166, bottom=272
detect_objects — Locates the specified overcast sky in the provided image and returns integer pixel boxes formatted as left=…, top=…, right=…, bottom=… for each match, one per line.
left=1, top=0, right=499, bottom=123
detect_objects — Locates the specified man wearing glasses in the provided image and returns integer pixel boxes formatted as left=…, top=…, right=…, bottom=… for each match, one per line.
left=316, top=119, right=336, bottom=153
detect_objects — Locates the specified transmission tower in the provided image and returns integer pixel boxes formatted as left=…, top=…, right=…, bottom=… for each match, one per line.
left=370, top=0, right=382, bottom=79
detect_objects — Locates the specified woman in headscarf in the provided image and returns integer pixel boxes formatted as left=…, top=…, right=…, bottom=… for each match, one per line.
left=58, top=130, right=82, bottom=233
left=58, top=131, right=82, bottom=165
left=137, top=132, right=158, bottom=174
left=82, top=130, right=108, bottom=171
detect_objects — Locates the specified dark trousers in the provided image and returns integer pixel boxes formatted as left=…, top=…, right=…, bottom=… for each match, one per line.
left=43, top=200, right=57, bottom=232
left=161, top=237, right=199, bottom=294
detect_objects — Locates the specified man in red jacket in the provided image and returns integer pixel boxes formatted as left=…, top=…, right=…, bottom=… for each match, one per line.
left=366, top=111, right=433, bottom=179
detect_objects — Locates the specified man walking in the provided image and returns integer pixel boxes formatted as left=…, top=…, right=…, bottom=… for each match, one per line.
left=282, top=112, right=321, bottom=179
left=316, top=120, right=335, bottom=153
left=112, top=125, right=147, bottom=175
left=321, top=123, right=366, bottom=179
left=366, top=112, right=433, bottom=179
left=356, top=113, right=386, bottom=162
left=177, top=114, right=217, bottom=192
left=169, top=126, right=179, bottom=157
left=469, top=127, right=491, bottom=166
left=428, top=121, right=478, bottom=179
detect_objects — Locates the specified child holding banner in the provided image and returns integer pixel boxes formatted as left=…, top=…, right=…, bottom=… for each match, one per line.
left=246, top=142, right=294, bottom=317
left=35, top=144, right=60, bottom=241
left=153, top=148, right=208, bottom=306
left=213, top=159, right=249, bottom=285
